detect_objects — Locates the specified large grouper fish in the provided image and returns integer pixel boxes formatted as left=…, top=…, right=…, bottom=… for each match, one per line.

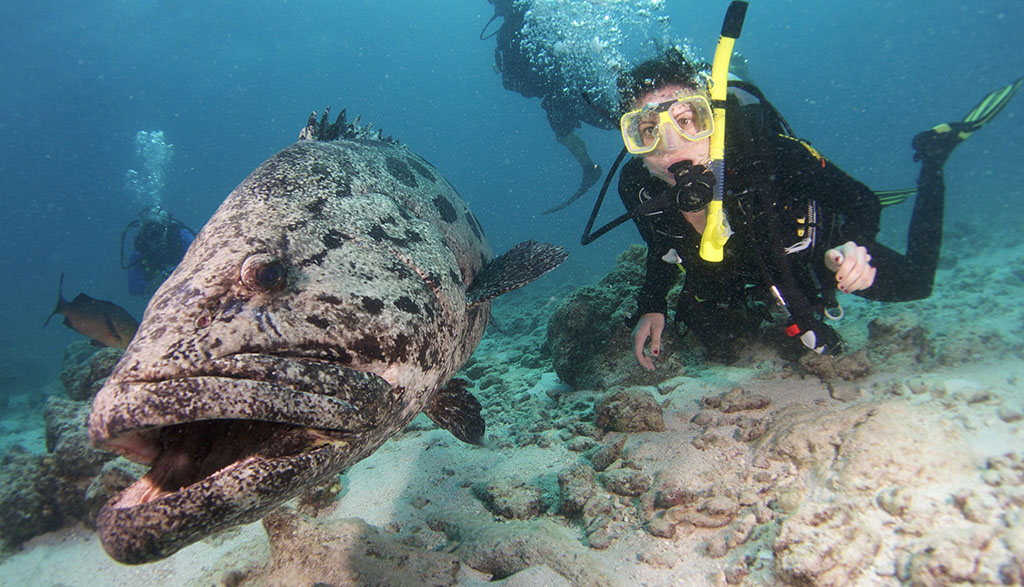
left=87, top=110, right=567, bottom=564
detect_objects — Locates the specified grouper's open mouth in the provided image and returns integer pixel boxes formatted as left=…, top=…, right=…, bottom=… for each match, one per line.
left=87, top=355, right=396, bottom=564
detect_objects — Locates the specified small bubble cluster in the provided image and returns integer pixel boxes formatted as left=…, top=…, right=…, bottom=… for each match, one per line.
left=124, top=130, right=174, bottom=209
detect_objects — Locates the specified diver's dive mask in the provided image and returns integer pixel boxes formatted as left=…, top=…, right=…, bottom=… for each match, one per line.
left=620, top=92, right=714, bottom=154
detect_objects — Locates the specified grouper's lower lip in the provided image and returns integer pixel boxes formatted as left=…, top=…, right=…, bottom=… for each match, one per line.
left=86, top=357, right=397, bottom=564
left=95, top=440, right=346, bottom=564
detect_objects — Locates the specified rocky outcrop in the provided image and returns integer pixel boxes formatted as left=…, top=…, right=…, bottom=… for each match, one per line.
left=546, top=245, right=698, bottom=390
left=59, top=342, right=123, bottom=401
left=0, top=344, right=137, bottom=553
left=594, top=387, right=665, bottom=432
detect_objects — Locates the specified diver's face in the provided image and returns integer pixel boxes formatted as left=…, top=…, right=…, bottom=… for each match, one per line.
left=634, top=84, right=711, bottom=186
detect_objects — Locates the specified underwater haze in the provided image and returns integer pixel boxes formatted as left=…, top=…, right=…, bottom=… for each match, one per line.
left=2, top=0, right=1024, bottom=583
left=2, top=0, right=1022, bottom=376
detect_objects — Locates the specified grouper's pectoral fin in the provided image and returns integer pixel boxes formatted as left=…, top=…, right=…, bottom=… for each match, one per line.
left=466, top=240, right=568, bottom=306
left=425, top=378, right=485, bottom=446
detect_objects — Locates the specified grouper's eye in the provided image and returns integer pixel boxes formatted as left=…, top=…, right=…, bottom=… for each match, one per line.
left=240, top=253, right=287, bottom=292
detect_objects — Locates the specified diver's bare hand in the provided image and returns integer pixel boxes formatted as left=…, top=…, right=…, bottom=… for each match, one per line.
left=632, top=312, right=665, bottom=370
left=825, top=242, right=876, bottom=293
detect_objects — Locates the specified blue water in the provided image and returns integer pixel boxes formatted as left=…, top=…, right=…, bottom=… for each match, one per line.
left=1, top=0, right=1022, bottom=382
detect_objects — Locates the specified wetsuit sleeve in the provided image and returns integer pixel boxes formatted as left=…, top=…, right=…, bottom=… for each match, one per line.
left=618, top=158, right=676, bottom=317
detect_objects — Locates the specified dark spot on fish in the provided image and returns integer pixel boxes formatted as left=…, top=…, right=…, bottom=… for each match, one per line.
left=465, top=210, right=484, bottom=240
left=352, top=335, right=385, bottom=362
left=392, top=333, right=412, bottom=361
left=479, top=252, right=488, bottom=269
left=323, top=230, right=346, bottom=250
left=417, top=343, right=437, bottom=370
left=209, top=338, right=223, bottom=350
left=394, top=296, right=420, bottom=314
left=306, top=315, right=330, bottom=330
left=316, top=294, right=344, bottom=305
left=406, top=157, right=435, bottom=182
left=449, top=269, right=462, bottom=286
left=361, top=296, right=385, bottom=315
left=385, top=156, right=417, bottom=188
left=368, top=224, right=417, bottom=248
left=368, top=225, right=389, bottom=242
left=300, top=250, right=328, bottom=268
left=422, top=302, right=437, bottom=322
left=433, top=195, right=458, bottom=223
left=305, top=197, right=328, bottom=215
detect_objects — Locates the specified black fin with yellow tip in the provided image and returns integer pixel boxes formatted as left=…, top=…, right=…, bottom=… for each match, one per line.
left=914, top=77, right=1022, bottom=164
left=960, top=77, right=1023, bottom=136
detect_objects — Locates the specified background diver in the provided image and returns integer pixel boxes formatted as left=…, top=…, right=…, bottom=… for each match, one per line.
left=583, top=47, right=1020, bottom=367
left=482, top=0, right=616, bottom=213
left=121, top=206, right=196, bottom=297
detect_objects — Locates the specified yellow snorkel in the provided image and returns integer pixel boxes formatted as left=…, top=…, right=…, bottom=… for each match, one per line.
left=699, top=1, right=748, bottom=262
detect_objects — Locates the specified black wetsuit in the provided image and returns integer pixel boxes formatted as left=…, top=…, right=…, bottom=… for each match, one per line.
left=619, top=113, right=946, bottom=357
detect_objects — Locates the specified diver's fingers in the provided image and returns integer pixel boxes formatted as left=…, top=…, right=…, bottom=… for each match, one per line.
left=633, top=313, right=664, bottom=371
left=853, top=265, right=877, bottom=291
left=832, top=243, right=863, bottom=281
left=841, top=266, right=875, bottom=293
left=834, top=243, right=875, bottom=292
left=824, top=247, right=845, bottom=272
left=649, top=318, right=664, bottom=359
left=633, top=322, right=654, bottom=370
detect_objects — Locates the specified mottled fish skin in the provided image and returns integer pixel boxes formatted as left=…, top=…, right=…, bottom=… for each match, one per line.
left=87, top=137, right=540, bottom=564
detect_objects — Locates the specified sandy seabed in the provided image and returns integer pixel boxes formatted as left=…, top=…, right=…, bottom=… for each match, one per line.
left=2, top=231, right=1023, bottom=586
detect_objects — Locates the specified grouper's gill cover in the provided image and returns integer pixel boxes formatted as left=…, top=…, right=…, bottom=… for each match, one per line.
left=87, top=124, right=567, bottom=564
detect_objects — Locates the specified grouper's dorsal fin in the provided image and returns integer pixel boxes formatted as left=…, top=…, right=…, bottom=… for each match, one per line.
left=298, top=107, right=400, bottom=144
left=425, top=378, right=485, bottom=445
left=466, top=240, right=567, bottom=306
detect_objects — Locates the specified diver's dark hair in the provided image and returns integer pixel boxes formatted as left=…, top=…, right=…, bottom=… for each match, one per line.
left=617, top=47, right=709, bottom=115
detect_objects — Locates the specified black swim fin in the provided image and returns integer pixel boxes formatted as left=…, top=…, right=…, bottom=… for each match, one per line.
left=913, top=77, right=1022, bottom=164
left=959, top=77, right=1023, bottom=136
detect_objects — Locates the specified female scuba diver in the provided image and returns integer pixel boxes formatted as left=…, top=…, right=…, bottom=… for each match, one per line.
left=602, top=48, right=1020, bottom=367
